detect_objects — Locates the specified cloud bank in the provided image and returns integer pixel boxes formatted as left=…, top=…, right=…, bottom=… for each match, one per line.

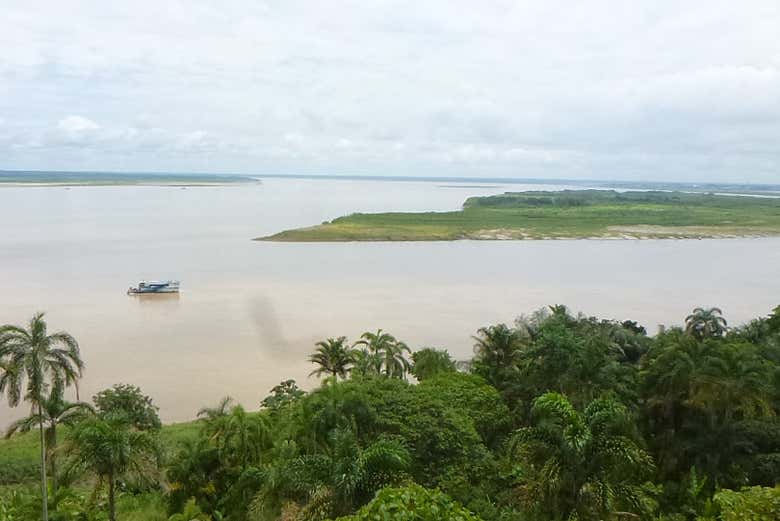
left=1, top=1, right=779, bottom=182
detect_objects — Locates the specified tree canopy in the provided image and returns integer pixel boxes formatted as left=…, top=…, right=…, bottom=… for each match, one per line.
left=4, top=304, right=780, bottom=521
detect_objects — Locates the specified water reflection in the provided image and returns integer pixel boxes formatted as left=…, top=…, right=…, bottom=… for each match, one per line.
left=131, top=293, right=181, bottom=305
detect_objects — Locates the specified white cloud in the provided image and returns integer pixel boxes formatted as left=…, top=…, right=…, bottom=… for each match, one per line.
left=58, top=115, right=100, bottom=133
left=335, top=138, right=354, bottom=149
left=0, top=1, right=779, bottom=182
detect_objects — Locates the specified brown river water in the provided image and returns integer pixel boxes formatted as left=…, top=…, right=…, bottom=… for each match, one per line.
left=1, top=177, right=778, bottom=426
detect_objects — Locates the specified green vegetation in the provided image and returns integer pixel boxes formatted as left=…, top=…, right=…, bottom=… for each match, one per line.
left=93, top=384, right=162, bottom=431
left=63, top=416, right=161, bottom=521
left=2, top=304, right=780, bottom=520
left=335, top=484, right=483, bottom=521
left=0, top=312, right=84, bottom=520
left=259, top=190, right=780, bottom=241
left=4, top=383, right=94, bottom=495
left=410, top=348, right=457, bottom=380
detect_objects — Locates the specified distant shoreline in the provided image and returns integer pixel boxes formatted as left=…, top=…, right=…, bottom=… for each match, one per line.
left=0, top=181, right=258, bottom=187
left=0, top=171, right=260, bottom=187
left=1, top=170, right=779, bottom=195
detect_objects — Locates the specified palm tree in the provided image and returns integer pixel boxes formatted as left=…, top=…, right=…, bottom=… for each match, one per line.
left=250, top=427, right=409, bottom=520
left=381, top=341, right=411, bottom=379
left=355, top=329, right=397, bottom=375
left=693, top=342, right=773, bottom=424
left=685, top=307, right=728, bottom=340
left=220, top=404, right=270, bottom=471
left=198, top=396, right=234, bottom=445
left=5, top=382, right=94, bottom=495
left=198, top=398, right=270, bottom=470
left=510, top=392, right=654, bottom=520
left=641, top=331, right=712, bottom=479
left=63, top=416, right=160, bottom=521
left=0, top=312, right=84, bottom=521
left=355, top=329, right=397, bottom=356
left=354, top=330, right=411, bottom=379
left=350, top=349, right=383, bottom=378
left=471, top=323, right=523, bottom=389
left=309, top=337, right=354, bottom=380
left=198, top=396, right=234, bottom=423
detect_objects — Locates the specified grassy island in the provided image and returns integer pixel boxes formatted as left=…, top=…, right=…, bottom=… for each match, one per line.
left=258, top=189, right=780, bottom=241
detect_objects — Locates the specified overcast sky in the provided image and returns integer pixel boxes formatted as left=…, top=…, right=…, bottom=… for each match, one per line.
left=1, top=1, right=779, bottom=182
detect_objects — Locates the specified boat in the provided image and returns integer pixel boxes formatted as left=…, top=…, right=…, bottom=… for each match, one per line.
left=127, top=280, right=180, bottom=294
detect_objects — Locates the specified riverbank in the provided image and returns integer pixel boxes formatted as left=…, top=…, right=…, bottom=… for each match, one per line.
left=258, top=190, right=780, bottom=241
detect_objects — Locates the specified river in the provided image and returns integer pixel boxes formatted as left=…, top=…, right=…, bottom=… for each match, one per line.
left=1, top=177, right=778, bottom=425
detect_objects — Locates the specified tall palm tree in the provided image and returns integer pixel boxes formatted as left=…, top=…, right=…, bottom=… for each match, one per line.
left=5, top=382, right=94, bottom=495
left=0, top=312, right=84, bottom=521
left=355, top=329, right=397, bottom=355
left=63, top=416, right=160, bottom=521
left=685, top=307, right=728, bottom=340
left=510, top=392, right=654, bottom=520
left=355, top=330, right=411, bottom=379
left=381, top=341, right=412, bottom=379
left=309, top=337, right=354, bottom=380
left=355, top=330, right=397, bottom=376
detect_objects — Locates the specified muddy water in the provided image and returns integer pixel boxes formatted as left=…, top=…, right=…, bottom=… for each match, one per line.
left=1, top=178, right=777, bottom=426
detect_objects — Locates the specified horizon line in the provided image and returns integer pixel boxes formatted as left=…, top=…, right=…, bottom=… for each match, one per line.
left=1, top=168, right=779, bottom=189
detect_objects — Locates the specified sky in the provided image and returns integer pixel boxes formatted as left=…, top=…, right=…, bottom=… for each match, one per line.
left=1, top=1, right=779, bottom=182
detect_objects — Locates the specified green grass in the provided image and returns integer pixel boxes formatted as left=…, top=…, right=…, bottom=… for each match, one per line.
left=0, top=430, right=41, bottom=485
left=0, top=485, right=168, bottom=520
left=258, top=190, right=780, bottom=241
left=114, top=491, right=168, bottom=521
left=0, top=421, right=200, bottom=518
left=0, top=420, right=202, bottom=486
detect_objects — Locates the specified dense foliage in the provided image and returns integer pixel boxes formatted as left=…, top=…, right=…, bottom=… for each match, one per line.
left=93, top=384, right=162, bottom=431
left=334, top=484, right=484, bottom=521
left=2, top=305, right=780, bottom=521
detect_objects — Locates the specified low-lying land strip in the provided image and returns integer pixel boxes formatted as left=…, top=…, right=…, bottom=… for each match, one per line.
left=258, top=190, right=780, bottom=241
left=0, top=171, right=258, bottom=186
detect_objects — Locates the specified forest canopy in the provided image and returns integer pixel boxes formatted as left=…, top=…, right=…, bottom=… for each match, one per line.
left=2, top=304, right=780, bottom=520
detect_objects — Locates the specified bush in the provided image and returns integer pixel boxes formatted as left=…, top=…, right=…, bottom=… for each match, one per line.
left=94, top=384, right=161, bottom=430
left=701, top=486, right=780, bottom=521
left=334, top=484, right=484, bottom=521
